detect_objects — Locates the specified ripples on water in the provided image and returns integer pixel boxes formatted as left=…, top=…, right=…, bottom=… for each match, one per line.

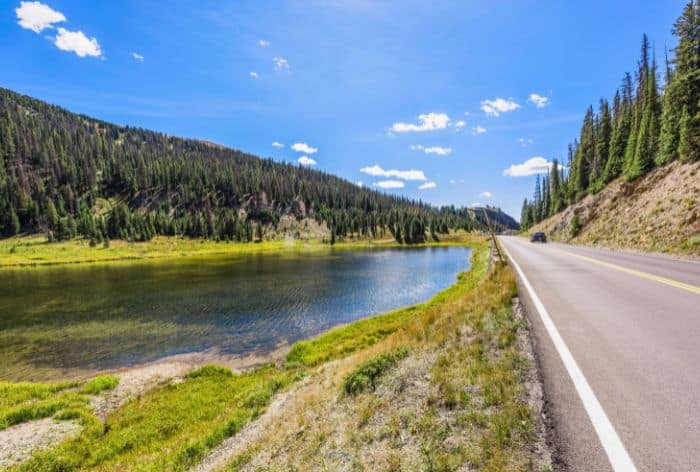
left=0, top=246, right=471, bottom=380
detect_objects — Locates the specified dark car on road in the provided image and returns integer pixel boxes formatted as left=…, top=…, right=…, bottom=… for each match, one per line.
left=530, top=232, right=547, bottom=243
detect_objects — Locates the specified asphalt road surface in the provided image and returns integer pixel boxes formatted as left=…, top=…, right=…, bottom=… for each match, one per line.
left=498, top=237, right=700, bottom=472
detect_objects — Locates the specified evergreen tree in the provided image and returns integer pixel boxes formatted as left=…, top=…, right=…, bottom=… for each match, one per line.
left=604, top=75, right=633, bottom=182
left=570, top=107, right=595, bottom=201
left=627, top=59, right=661, bottom=179
left=549, top=160, right=562, bottom=215
left=659, top=1, right=700, bottom=163
left=623, top=35, right=651, bottom=176
left=520, top=198, right=531, bottom=230
left=591, top=99, right=612, bottom=191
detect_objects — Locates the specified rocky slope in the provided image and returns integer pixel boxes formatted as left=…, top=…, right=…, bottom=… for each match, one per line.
left=530, top=161, right=700, bottom=256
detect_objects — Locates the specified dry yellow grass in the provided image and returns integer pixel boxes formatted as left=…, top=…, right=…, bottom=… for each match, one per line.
left=224, top=242, right=549, bottom=471
left=531, top=160, right=700, bottom=256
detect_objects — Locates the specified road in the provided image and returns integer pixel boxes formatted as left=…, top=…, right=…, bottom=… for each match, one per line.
left=498, top=237, right=700, bottom=472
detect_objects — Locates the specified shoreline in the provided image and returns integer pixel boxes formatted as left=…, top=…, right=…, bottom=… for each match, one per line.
left=0, top=234, right=474, bottom=270
left=1, top=239, right=478, bottom=383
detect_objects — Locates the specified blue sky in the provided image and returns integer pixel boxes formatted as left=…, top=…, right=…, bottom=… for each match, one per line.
left=0, top=0, right=684, bottom=219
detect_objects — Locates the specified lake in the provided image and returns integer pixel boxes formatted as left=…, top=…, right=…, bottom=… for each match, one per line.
left=0, top=246, right=471, bottom=381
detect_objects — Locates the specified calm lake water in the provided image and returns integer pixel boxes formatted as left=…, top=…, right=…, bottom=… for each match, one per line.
left=0, top=246, right=471, bottom=381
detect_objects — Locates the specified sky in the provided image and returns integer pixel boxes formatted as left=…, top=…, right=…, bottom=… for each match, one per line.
left=0, top=0, right=685, bottom=219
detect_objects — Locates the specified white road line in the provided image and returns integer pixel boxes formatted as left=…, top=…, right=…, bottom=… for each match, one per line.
left=500, top=239, right=637, bottom=472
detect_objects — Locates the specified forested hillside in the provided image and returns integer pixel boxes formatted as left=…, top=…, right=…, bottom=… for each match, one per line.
left=521, top=1, right=699, bottom=230
left=0, top=88, right=516, bottom=244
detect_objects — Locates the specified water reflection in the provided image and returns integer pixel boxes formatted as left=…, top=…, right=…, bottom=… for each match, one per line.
left=0, top=246, right=471, bottom=380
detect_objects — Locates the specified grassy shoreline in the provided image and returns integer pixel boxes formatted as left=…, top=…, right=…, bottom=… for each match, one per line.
left=3, top=237, right=547, bottom=470
left=0, top=233, right=473, bottom=269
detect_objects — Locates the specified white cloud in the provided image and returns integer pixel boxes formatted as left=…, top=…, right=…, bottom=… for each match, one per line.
left=411, top=145, right=452, bottom=156
left=455, top=120, right=466, bottom=130
left=271, top=141, right=284, bottom=148
left=469, top=202, right=483, bottom=208
left=54, top=28, right=101, bottom=57
left=529, top=93, right=549, bottom=108
left=291, top=142, right=318, bottom=154
left=132, top=52, right=144, bottom=62
left=273, top=56, right=289, bottom=72
left=479, top=191, right=493, bottom=198
left=519, top=137, right=534, bottom=147
left=449, top=179, right=464, bottom=185
left=258, top=39, right=270, bottom=47
left=480, top=98, right=520, bottom=117
left=472, top=125, right=487, bottom=135
left=424, top=146, right=451, bottom=155
left=297, top=156, right=317, bottom=166
left=16, top=1, right=65, bottom=33
left=390, top=112, right=450, bottom=133
left=418, top=181, right=437, bottom=190
left=360, top=165, right=427, bottom=181
left=16, top=3, right=101, bottom=58
left=373, top=180, right=405, bottom=189
left=249, top=71, right=259, bottom=79
left=356, top=181, right=364, bottom=187
left=503, top=157, right=555, bottom=177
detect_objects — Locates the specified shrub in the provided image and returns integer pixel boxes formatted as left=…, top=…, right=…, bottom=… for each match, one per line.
left=569, top=214, right=581, bottom=238
left=343, top=348, right=409, bottom=395
left=80, top=375, right=119, bottom=395
left=186, top=364, right=235, bottom=379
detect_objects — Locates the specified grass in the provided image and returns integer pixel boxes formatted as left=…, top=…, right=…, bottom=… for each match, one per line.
left=80, top=376, right=119, bottom=395
left=13, top=365, right=299, bottom=471
left=343, top=348, right=409, bottom=395
left=223, top=238, right=544, bottom=471
left=0, top=232, right=472, bottom=269
left=0, top=375, right=118, bottom=431
left=4, top=234, right=543, bottom=470
left=286, top=234, right=489, bottom=368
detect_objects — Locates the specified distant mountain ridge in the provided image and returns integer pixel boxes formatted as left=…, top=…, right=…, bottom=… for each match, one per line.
left=0, top=88, right=517, bottom=244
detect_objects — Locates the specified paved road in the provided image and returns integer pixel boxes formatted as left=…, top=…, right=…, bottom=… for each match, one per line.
left=498, top=237, right=700, bottom=472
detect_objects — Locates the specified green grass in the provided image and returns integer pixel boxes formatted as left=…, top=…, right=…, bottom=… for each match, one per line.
left=14, top=365, right=299, bottom=472
left=286, top=238, right=489, bottom=368
left=6, top=235, right=503, bottom=471
left=0, top=233, right=473, bottom=269
left=0, top=375, right=118, bottom=431
left=343, top=348, right=409, bottom=395
left=219, top=240, right=541, bottom=470
left=80, top=375, right=119, bottom=395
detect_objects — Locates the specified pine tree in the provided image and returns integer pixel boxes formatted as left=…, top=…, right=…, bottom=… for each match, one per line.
left=627, top=59, right=661, bottom=179
left=604, top=75, right=634, bottom=182
left=591, top=99, right=612, bottom=191
left=533, top=175, right=542, bottom=221
left=9, top=207, right=20, bottom=235
left=570, top=107, right=595, bottom=200
left=623, top=36, right=651, bottom=176
left=549, top=160, right=562, bottom=215
left=520, top=198, right=530, bottom=230
left=659, top=1, right=700, bottom=163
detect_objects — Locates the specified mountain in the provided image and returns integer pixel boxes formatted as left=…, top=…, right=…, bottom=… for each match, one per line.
left=469, top=206, right=520, bottom=233
left=0, top=88, right=517, bottom=244
left=529, top=160, right=699, bottom=255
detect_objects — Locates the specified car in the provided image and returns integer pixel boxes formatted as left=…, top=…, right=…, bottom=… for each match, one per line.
left=530, top=232, right=547, bottom=243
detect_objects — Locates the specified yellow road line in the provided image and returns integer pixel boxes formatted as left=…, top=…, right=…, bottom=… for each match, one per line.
left=551, top=248, right=700, bottom=295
